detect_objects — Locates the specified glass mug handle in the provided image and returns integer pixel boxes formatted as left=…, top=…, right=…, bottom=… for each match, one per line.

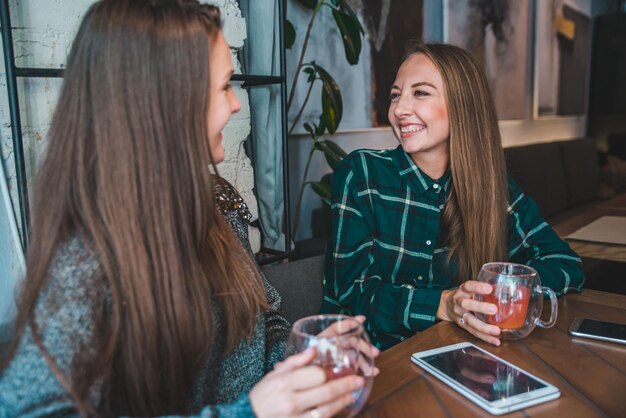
left=535, top=286, right=558, bottom=328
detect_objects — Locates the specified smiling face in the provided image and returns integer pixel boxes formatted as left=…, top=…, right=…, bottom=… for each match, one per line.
left=388, top=53, right=450, bottom=170
left=207, top=32, right=241, bottom=164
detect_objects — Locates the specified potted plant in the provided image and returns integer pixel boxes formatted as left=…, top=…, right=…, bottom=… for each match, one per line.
left=286, top=0, right=364, bottom=240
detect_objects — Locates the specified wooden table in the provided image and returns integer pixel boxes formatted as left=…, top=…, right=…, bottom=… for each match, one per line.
left=553, top=193, right=626, bottom=263
left=357, top=290, right=626, bottom=417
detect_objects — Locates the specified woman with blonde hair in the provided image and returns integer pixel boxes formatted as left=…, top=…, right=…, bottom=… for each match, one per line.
left=322, top=42, right=584, bottom=350
left=0, top=1, right=367, bottom=416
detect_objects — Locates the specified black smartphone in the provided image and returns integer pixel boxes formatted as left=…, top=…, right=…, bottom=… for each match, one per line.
left=569, top=318, right=626, bottom=345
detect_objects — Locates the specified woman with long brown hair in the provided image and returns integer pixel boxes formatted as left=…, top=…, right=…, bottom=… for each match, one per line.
left=0, top=1, right=367, bottom=416
left=322, top=42, right=584, bottom=350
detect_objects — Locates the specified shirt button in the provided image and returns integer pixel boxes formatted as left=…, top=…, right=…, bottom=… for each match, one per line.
left=433, top=184, right=439, bottom=189
left=426, top=240, right=432, bottom=245
left=418, top=275, right=423, bottom=280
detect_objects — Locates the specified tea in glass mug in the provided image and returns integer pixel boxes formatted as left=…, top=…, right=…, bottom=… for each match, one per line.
left=475, top=262, right=558, bottom=340
left=284, top=315, right=375, bottom=418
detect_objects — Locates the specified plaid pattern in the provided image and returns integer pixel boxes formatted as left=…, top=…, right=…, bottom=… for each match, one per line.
left=322, top=146, right=584, bottom=350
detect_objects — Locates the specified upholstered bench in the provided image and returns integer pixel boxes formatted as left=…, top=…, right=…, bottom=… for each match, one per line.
left=262, top=255, right=324, bottom=324
left=504, top=137, right=602, bottom=223
left=505, top=137, right=625, bottom=294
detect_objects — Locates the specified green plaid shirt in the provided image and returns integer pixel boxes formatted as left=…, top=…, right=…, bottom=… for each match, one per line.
left=322, top=146, right=584, bottom=350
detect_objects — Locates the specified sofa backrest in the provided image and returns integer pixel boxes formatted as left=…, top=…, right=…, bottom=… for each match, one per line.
left=504, top=137, right=600, bottom=219
left=560, top=137, right=602, bottom=207
left=261, top=255, right=324, bottom=324
left=505, top=141, right=569, bottom=218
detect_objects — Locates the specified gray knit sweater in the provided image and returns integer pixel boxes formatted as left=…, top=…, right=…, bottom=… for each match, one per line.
left=0, top=181, right=291, bottom=417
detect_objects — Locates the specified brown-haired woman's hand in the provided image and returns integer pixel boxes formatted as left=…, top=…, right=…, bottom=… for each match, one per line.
left=436, top=281, right=502, bottom=346
left=249, top=348, right=365, bottom=418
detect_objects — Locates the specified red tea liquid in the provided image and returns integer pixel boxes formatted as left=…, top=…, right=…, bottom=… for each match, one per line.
left=484, top=285, right=530, bottom=330
left=320, top=364, right=355, bottom=380
left=319, top=364, right=359, bottom=418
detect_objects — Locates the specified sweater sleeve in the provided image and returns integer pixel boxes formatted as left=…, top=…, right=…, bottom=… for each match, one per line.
left=214, top=178, right=290, bottom=372
left=0, top=239, right=105, bottom=418
left=260, top=274, right=290, bottom=372
left=0, top=239, right=259, bottom=418
left=506, top=179, right=585, bottom=295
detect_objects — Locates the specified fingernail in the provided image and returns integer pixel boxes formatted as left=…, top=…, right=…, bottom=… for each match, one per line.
left=489, top=307, right=497, bottom=314
left=355, top=376, right=365, bottom=386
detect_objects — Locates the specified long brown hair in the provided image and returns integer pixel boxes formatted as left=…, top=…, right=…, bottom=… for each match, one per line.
left=403, top=42, right=509, bottom=282
left=2, top=0, right=267, bottom=415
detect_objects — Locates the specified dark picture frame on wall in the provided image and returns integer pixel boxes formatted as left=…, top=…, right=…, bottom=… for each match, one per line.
left=444, top=0, right=532, bottom=121
left=361, top=0, right=424, bottom=126
left=286, top=0, right=426, bottom=132
left=534, top=0, right=591, bottom=118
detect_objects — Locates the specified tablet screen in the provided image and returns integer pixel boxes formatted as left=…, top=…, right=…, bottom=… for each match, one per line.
left=421, top=346, right=547, bottom=402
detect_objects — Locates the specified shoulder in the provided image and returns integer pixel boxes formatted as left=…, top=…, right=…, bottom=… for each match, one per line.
left=37, top=235, right=104, bottom=320
left=505, top=175, right=530, bottom=208
left=213, top=177, right=253, bottom=224
left=47, top=235, right=101, bottom=287
left=335, top=148, right=397, bottom=181
left=506, top=175, right=523, bottom=196
left=340, top=148, right=395, bottom=168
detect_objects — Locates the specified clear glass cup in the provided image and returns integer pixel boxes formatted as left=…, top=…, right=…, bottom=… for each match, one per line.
left=284, top=314, right=375, bottom=418
left=474, top=262, right=558, bottom=340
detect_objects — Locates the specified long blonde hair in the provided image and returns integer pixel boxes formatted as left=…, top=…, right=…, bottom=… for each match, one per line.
left=3, top=0, right=267, bottom=415
left=404, top=42, right=509, bottom=282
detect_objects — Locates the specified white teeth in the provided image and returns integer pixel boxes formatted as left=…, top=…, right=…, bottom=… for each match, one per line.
left=400, top=125, right=425, bottom=133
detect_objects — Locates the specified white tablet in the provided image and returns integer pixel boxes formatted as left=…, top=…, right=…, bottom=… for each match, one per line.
left=411, top=342, right=560, bottom=415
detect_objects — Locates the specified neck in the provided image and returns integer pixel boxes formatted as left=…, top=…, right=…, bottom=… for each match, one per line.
left=410, top=150, right=449, bottom=180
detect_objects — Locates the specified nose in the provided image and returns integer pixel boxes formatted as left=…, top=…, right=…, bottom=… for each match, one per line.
left=230, top=90, right=241, bottom=114
left=392, top=93, right=411, bottom=119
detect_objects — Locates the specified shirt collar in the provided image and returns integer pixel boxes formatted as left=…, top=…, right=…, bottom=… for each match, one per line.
left=391, top=145, right=451, bottom=196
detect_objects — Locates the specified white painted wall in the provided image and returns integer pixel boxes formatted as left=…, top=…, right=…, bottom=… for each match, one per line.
left=0, top=0, right=257, bottom=341
left=0, top=149, right=25, bottom=342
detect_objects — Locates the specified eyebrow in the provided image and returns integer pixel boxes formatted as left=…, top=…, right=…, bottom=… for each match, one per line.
left=390, top=82, right=437, bottom=90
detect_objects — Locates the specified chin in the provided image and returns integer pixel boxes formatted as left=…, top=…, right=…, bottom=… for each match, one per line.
left=399, top=139, right=422, bottom=155
left=211, top=147, right=225, bottom=164
left=213, top=154, right=225, bottom=164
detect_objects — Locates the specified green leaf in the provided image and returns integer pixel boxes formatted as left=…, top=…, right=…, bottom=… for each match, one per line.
left=318, top=139, right=347, bottom=169
left=303, top=123, right=315, bottom=137
left=295, top=0, right=319, bottom=9
left=334, top=0, right=364, bottom=34
left=331, top=7, right=363, bottom=65
left=315, top=113, right=327, bottom=137
left=303, top=66, right=316, bottom=83
left=309, top=181, right=332, bottom=205
left=313, top=64, right=342, bottom=134
left=285, top=19, right=296, bottom=49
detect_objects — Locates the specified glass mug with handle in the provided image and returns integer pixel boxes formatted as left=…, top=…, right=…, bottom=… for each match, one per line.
left=474, top=262, right=558, bottom=340
left=284, top=315, right=375, bottom=418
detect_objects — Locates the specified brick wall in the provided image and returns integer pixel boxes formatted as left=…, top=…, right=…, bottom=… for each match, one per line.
left=0, top=0, right=260, bottom=251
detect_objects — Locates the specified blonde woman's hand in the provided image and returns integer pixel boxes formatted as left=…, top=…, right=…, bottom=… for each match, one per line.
left=436, top=281, right=502, bottom=346
left=249, top=348, right=365, bottom=418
